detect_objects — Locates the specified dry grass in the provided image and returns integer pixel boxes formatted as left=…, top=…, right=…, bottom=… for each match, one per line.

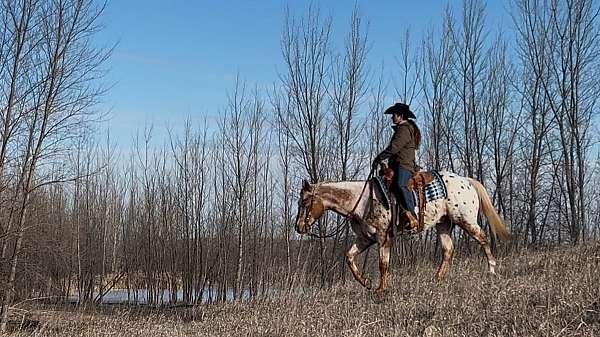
left=9, top=243, right=600, bottom=336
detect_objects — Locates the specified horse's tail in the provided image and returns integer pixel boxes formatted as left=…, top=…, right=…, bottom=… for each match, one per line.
left=469, top=179, right=510, bottom=241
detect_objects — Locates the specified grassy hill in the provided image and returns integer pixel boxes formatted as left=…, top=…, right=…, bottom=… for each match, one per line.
left=9, top=243, right=600, bottom=336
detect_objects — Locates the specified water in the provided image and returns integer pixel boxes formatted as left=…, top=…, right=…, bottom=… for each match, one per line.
left=68, top=287, right=253, bottom=305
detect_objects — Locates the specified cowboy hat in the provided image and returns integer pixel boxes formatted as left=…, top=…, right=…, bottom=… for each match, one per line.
left=384, top=103, right=416, bottom=119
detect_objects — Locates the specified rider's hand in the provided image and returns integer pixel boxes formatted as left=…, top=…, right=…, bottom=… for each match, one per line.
left=371, top=156, right=382, bottom=170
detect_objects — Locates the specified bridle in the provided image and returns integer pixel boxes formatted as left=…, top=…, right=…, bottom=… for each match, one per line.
left=303, top=190, right=316, bottom=226
left=304, top=166, right=377, bottom=239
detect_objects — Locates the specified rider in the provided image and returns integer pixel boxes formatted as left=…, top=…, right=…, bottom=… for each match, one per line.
left=372, top=103, right=421, bottom=232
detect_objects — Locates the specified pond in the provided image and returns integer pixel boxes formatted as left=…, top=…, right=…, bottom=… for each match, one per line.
left=68, top=287, right=253, bottom=304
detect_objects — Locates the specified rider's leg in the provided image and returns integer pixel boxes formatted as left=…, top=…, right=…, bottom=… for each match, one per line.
left=395, top=168, right=418, bottom=230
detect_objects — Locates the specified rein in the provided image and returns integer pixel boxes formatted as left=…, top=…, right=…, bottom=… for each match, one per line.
left=307, top=167, right=376, bottom=239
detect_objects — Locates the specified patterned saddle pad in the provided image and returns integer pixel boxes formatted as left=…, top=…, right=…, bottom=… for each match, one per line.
left=372, top=171, right=448, bottom=211
left=413, top=170, right=448, bottom=207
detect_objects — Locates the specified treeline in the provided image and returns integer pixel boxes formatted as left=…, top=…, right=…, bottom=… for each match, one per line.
left=1, top=0, right=600, bottom=325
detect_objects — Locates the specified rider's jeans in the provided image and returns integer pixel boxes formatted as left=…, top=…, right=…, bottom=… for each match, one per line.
left=395, top=168, right=415, bottom=213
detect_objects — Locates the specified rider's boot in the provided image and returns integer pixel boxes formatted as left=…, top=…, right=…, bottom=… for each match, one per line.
left=403, top=210, right=419, bottom=232
left=396, top=205, right=419, bottom=234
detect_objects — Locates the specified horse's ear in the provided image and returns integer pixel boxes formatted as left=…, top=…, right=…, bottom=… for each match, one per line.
left=302, top=179, right=312, bottom=192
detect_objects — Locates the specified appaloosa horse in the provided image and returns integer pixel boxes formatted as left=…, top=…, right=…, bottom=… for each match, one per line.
left=294, top=172, right=510, bottom=294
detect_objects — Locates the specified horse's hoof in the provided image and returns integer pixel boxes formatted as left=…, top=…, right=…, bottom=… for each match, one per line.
left=364, top=278, right=372, bottom=290
left=434, top=273, right=446, bottom=282
left=370, top=289, right=387, bottom=304
left=375, top=288, right=387, bottom=296
left=487, top=271, right=500, bottom=279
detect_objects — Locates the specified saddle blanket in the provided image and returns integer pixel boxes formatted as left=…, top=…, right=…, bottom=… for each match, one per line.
left=372, top=176, right=392, bottom=209
left=372, top=171, right=448, bottom=211
left=413, top=170, right=448, bottom=207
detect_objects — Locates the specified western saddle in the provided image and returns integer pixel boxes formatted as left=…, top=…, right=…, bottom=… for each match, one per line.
left=379, top=167, right=434, bottom=234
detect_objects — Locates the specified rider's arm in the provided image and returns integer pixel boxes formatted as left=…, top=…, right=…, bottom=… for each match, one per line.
left=375, top=125, right=411, bottom=162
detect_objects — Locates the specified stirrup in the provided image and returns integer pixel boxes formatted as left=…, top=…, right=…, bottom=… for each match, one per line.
left=398, top=211, right=419, bottom=235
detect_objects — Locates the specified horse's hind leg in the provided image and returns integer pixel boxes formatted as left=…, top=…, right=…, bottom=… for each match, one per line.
left=458, top=221, right=497, bottom=274
left=346, top=236, right=375, bottom=289
left=435, top=219, right=454, bottom=281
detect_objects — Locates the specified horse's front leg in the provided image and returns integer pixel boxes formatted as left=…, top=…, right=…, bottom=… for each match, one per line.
left=346, top=236, right=374, bottom=289
left=435, top=219, right=454, bottom=281
left=376, top=230, right=392, bottom=294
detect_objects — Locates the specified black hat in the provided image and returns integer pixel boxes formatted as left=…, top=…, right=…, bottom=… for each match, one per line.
left=384, top=103, right=416, bottom=119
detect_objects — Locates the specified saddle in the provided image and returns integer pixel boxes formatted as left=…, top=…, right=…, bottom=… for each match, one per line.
left=376, top=168, right=439, bottom=234
left=407, top=171, right=435, bottom=231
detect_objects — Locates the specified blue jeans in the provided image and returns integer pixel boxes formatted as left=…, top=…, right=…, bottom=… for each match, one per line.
left=395, top=168, right=415, bottom=212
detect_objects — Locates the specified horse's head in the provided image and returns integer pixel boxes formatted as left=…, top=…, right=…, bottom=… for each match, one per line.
left=295, top=179, right=325, bottom=234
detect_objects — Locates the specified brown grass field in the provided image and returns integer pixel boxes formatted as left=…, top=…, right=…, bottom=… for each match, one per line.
left=8, top=243, right=600, bottom=336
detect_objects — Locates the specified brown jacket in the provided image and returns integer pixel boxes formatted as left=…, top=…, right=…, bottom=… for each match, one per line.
left=376, top=122, right=417, bottom=172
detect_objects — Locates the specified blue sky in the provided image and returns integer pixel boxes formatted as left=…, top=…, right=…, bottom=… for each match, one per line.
left=96, top=1, right=511, bottom=147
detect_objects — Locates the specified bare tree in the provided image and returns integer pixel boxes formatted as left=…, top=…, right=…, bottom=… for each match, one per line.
left=396, top=29, right=421, bottom=106
left=169, top=119, right=209, bottom=304
left=420, top=16, right=456, bottom=171
left=0, top=0, right=109, bottom=330
left=514, top=0, right=600, bottom=243
left=328, top=5, right=370, bottom=283
left=0, top=0, right=39, bottom=268
left=512, top=0, right=558, bottom=244
left=271, top=86, right=295, bottom=289
left=450, top=0, right=489, bottom=181
left=278, top=5, right=332, bottom=287
left=219, top=77, right=268, bottom=301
